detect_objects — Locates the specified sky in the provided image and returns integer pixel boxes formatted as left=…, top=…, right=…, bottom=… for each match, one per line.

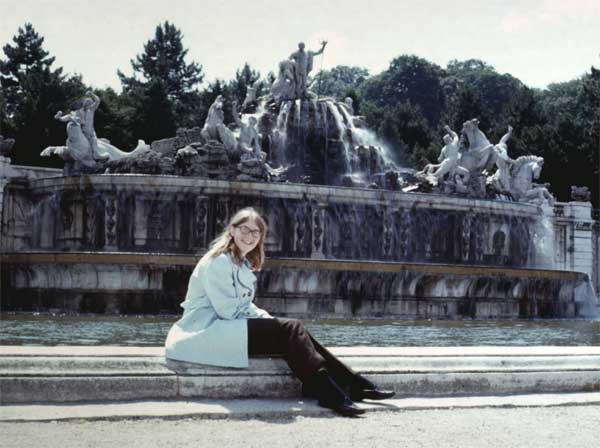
left=1, top=0, right=599, bottom=91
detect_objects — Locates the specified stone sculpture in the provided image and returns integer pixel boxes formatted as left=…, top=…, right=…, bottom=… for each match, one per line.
left=241, top=80, right=261, bottom=110
left=0, top=135, right=16, bottom=157
left=460, top=119, right=498, bottom=173
left=420, top=125, right=469, bottom=186
left=488, top=126, right=515, bottom=192
left=270, top=60, right=297, bottom=101
left=415, top=118, right=555, bottom=205
left=343, top=97, right=354, bottom=115
left=509, top=155, right=554, bottom=205
left=289, top=41, right=327, bottom=98
left=571, top=186, right=591, bottom=202
left=232, top=101, right=264, bottom=162
left=200, top=95, right=236, bottom=152
left=42, top=109, right=97, bottom=168
left=42, top=92, right=151, bottom=171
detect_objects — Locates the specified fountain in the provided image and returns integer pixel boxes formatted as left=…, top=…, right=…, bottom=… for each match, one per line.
left=0, top=44, right=598, bottom=319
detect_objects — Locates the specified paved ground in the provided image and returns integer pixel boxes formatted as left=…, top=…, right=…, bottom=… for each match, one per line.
left=2, top=404, right=599, bottom=448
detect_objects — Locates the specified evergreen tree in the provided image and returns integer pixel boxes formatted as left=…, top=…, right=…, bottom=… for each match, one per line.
left=123, top=79, right=176, bottom=145
left=118, top=21, right=204, bottom=129
left=0, top=23, right=85, bottom=166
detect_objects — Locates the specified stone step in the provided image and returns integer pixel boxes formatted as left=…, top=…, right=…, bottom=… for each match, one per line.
left=1, top=346, right=599, bottom=404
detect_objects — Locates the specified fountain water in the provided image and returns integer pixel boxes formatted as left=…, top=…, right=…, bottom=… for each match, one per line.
left=0, top=48, right=597, bottom=320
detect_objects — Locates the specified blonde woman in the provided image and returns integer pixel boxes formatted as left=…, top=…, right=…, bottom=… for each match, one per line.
left=165, top=207, right=394, bottom=416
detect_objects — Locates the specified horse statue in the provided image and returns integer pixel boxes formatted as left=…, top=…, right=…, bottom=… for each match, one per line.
left=459, top=119, right=498, bottom=174
left=509, top=155, right=554, bottom=205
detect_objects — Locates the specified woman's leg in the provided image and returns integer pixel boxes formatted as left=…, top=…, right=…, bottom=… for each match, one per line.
left=248, top=318, right=367, bottom=416
left=309, top=332, right=395, bottom=401
left=247, top=317, right=326, bottom=382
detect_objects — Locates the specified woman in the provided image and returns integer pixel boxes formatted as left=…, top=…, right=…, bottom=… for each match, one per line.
left=165, top=207, right=394, bottom=416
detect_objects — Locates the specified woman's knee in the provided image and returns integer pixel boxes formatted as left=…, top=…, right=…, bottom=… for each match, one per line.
left=278, top=318, right=305, bottom=334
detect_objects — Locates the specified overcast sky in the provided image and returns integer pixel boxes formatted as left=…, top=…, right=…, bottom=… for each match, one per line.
left=1, top=0, right=598, bottom=91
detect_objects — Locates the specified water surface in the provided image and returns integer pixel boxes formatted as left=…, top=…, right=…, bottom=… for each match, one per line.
left=1, top=314, right=598, bottom=346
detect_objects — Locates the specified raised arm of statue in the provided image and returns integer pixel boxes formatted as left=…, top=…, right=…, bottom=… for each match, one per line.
left=499, top=125, right=513, bottom=146
left=312, top=40, right=328, bottom=56
left=444, top=125, right=458, bottom=143
left=85, top=91, right=100, bottom=111
left=54, top=110, right=80, bottom=124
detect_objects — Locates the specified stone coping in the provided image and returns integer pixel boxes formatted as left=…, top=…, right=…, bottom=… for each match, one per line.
left=26, top=175, right=541, bottom=216
left=2, top=346, right=599, bottom=404
left=2, top=346, right=600, bottom=357
left=0, top=253, right=587, bottom=281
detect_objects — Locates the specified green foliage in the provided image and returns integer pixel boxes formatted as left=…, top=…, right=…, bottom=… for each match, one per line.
left=314, top=65, right=369, bottom=100
left=118, top=21, right=204, bottom=129
left=363, top=101, right=436, bottom=166
left=361, top=55, right=446, bottom=125
left=444, top=59, right=523, bottom=121
left=0, top=23, right=86, bottom=166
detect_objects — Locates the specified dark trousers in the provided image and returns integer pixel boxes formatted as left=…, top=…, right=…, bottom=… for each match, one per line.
left=247, top=317, right=358, bottom=386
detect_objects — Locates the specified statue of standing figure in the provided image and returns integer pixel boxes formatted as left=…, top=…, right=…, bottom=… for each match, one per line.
left=78, top=91, right=102, bottom=159
left=289, top=41, right=327, bottom=99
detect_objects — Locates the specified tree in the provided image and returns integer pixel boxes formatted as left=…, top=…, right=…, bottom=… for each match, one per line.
left=444, top=85, right=485, bottom=131
left=580, top=67, right=600, bottom=206
left=362, top=101, right=435, bottom=167
left=118, top=21, right=204, bottom=128
left=314, top=65, right=369, bottom=100
left=0, top=23, right=85, bottom=166
left=360, top=55, right=446, bottom=125
left=123, top=79, right=177, bottom=145
left=444, top=59, right=523, bottom=122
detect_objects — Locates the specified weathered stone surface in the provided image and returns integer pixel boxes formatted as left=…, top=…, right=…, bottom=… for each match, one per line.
left=2, top=346, right=599, bottom=404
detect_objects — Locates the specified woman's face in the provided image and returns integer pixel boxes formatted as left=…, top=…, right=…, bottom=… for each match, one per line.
left=232, top=219, right=262, bottom=256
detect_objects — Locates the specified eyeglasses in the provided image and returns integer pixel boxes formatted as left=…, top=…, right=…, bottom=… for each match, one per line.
left=237, top=225, right=261, bottom=238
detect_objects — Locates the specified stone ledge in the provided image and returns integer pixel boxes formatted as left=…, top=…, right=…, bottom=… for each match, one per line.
left=1, top=346, right=599, bottom=404
left=2, top=392, right=600, bottom=422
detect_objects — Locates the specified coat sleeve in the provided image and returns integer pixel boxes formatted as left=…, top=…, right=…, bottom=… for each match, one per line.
left=201, top=255, right=246, bottom=320
left=244, top=302, right=273, bottom=319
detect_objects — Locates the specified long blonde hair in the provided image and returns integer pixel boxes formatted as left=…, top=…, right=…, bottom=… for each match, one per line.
left=199, top=207, right=268, bottom=271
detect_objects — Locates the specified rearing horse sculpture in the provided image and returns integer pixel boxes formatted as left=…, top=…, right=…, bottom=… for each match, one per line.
left=460, top=119, right=498, bottom=174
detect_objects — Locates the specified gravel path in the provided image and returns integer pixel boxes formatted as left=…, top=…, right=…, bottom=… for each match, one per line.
left=2, top=405, right=599, bottom=448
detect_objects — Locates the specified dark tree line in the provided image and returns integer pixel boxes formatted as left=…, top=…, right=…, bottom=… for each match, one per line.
left=1, top=23, right=598, bottom=206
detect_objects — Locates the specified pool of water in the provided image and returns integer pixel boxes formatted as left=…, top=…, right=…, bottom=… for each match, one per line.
left=1, top=314, right=599, bottom=346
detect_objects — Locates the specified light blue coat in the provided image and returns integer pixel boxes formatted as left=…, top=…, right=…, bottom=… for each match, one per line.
left=165, top=252, right=272, bottom=368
